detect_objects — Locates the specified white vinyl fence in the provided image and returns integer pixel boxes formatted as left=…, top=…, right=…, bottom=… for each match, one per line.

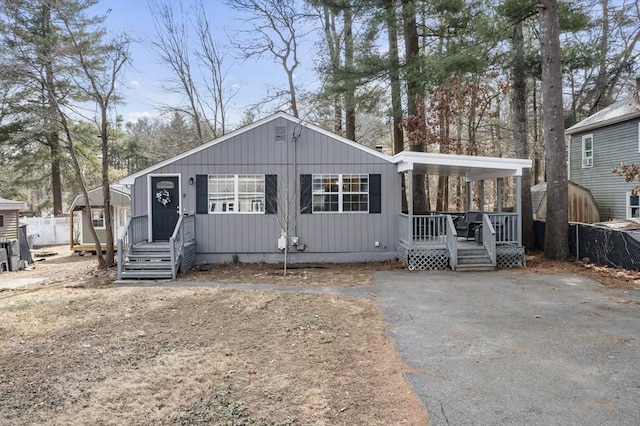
left=20, top=216, right=75, bottom=246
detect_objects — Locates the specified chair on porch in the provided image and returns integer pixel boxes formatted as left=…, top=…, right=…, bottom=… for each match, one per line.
left=455, top=211, right=483, bottom=240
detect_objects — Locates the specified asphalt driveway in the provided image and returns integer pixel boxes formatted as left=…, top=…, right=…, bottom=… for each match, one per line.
left=371, top=270, right=640, bottom=426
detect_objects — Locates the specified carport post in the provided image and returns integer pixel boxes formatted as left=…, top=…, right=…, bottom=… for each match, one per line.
left=497, top=178, right=503, bottom=212
left=479, top=180, right=485, bottom=212
left=465, top=181, right=472, bottom=211
left=516, top=175, right=522, bottom=245
left=407, top=169, right=414, bottom=248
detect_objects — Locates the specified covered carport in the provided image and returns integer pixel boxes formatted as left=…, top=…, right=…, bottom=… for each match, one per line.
left=392, top=152, right=532, bottom=271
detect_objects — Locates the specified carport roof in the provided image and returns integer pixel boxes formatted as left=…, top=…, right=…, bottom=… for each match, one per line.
left=393, top=151, right=532, bottom=182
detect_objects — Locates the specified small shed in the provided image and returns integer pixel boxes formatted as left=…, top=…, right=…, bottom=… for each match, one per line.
left=0, top=196, right=27, bottom=240
left=531, top=181, right=600, bottom=224
left=68, top=185, right=131, bottom=254
left=0, top=196, right=28, bottom=271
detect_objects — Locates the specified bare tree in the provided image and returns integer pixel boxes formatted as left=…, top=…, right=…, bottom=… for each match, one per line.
left=149, top=1, right=208, bottom=143
left=228, top=0, right=307, bottom=117
left=194, top=1, right=237, bottom=136
left=539, top=0, right=569, bottom=259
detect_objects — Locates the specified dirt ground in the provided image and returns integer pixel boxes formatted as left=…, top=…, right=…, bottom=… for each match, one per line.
left=1, top=246, right=639, bottom=425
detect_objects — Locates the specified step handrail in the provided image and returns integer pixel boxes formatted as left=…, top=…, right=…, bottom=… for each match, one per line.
left=481, top=214, right=497, bottom=266
left=117, top=215, right=148, bottom=280
left=446, top=215, right=458, bottom=269
left=169, top=214, right=195, bottom=279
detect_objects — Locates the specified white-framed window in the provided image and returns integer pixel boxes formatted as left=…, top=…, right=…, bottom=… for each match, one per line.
left=626, top=192, right=640, bottom=219
left=582, top=134, right=593, bottom=168
left=312, top=174, right=369, bottom=213
left=91, top=209, right=105, bottom=229
left=208, top=174, right=265, bottom=214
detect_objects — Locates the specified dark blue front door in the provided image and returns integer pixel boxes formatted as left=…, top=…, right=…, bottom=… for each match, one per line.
left=151, top=176, right=180, bottom=241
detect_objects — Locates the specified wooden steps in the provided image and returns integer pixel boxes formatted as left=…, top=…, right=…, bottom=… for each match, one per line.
left=120, top=242, right=174, bottom=279
left=455, top=246, right=495, bottom=272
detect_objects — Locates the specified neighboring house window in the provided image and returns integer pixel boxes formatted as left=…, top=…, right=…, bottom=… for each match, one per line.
left=627, top=193, right=640, bottom=219
left=208, top=174, right=265, bottom=213
left=0, top=214, right=4, bottom=228
left=582, top=134, right=593, bottom=168
left=92, top=209, right=105, bottom=229
left=311, top=174, right=369, bottom=213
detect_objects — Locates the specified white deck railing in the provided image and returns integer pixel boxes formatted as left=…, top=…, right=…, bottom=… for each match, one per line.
left=485, top=212, right=518, bottom=244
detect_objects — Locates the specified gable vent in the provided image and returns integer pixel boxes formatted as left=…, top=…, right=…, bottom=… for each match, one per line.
left=275, top=126, right=287, bottom=142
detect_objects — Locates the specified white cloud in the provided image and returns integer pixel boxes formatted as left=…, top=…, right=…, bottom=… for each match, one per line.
left=128, top=80, right=140, bottom=88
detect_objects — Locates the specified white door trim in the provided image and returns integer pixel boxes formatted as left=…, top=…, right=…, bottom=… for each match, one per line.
left=147, top=173, right=182, bottom=242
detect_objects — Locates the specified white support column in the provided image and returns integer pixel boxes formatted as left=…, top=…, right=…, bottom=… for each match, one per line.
left=408, top=170, right=414, bottom=247
left=497, top=178, right=503, bottom=213
left=516, top=175, right=522, bottom=245
left=479, top=180, right=485, bottom=212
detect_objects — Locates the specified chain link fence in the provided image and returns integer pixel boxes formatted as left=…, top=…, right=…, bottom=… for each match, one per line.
left=534, top=220, right=640, bottom=271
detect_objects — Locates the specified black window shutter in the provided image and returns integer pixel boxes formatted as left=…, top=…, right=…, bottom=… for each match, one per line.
left=265, top=174, right=277, bottom=214
left=369, top=174, right=381, bottom=214
left=300, top=174, right=312, bottom=214
left=196, top=175, right=209, bottom=214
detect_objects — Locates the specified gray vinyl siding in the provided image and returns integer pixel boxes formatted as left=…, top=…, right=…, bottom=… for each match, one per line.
left=0, top=210, right=19, bottom=240
left=131, top=116, right=400, bottom=259
left=569, top=119, right=640, bottom=220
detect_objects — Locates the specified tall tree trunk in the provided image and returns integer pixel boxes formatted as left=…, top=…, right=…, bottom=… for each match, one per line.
left=42, top=3, right=63, bottom=216
left=512, top=21, right=534, bottom=249
left=385, top=0, right=403, bottom=154
left=344, top=6, right=356, bottom=141
left=539, top=0, right=569, bottom=259
left=402, top=0, right=428, bottom=211
left=101, top=110, right=114, bottom=266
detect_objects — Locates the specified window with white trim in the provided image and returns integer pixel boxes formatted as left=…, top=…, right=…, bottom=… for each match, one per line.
left=91, top=209, right=105, bottom=229
left=208, top=174, right=265, bottom=213
left=627, top=192, right=640, bottom=219
left=582, top=134, right=593, bottom=168
left=312, top=174, right=369, bottom=212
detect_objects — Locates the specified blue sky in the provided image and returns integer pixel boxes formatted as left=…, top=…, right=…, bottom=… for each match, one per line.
left=90, top=0, right=318, bottom=126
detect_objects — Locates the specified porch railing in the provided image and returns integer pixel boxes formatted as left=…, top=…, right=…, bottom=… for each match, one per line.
left=485, top=212, right=518, bottom=244
left=398, top=213, right=410, bottom=244
left=481, top=214, right=497, bottom=266
left=117, top=215, right=148, bottom=280
left=169, top=214, right=196, bottom=279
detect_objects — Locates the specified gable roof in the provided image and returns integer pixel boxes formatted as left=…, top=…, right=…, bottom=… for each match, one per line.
left=566, top=96, right=640, bottom=135
left=119, top=112, right=393, bottom=185
left=68, top=185, right=131, bottom=212
left=0, top=196, right=27, bottom=211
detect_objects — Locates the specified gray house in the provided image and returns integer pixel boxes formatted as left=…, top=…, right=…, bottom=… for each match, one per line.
left=566, top=96, right=640, bottom=221
left=118, top=112, right=531, bottom=279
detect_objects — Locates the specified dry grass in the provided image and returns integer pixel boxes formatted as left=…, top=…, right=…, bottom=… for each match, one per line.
left=0, top=286, right=426, bottom=425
